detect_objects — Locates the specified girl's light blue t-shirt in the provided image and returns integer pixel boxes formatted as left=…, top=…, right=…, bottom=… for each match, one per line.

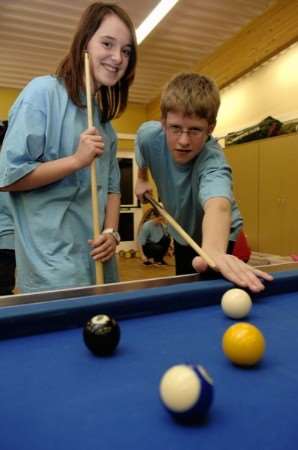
left=0, top=76, right=119, bottom=292
left=135, top=121, right=243, bottom=246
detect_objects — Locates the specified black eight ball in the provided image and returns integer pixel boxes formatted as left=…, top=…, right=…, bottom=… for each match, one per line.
left=83, top=314, right=120, bottom=356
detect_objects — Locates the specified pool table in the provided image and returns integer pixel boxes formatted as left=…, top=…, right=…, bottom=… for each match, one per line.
left=0, top=269, right=298, bottom=450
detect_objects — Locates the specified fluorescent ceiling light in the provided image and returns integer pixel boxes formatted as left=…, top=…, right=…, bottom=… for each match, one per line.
left=136, top=0, right=179, bottom=45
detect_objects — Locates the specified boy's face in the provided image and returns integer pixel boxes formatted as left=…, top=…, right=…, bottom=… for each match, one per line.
left=162, top=112, right=215, bottom=165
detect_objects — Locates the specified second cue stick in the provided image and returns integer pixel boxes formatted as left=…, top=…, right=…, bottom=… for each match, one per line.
left=84, top=51, right=104, bottom=284
left=144, top=193, right=217, bottom=269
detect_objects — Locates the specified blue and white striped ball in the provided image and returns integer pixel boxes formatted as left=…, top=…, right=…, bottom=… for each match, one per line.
left=159, top=364, right=214, bottom=421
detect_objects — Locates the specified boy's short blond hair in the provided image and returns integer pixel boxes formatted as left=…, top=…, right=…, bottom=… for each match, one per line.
left=160, top=73, right=220, bottom=124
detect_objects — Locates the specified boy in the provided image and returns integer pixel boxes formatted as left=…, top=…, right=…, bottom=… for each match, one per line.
left=135, top=73, right=272, bottom=292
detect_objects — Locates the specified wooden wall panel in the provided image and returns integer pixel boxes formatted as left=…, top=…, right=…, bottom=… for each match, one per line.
left=147, top=0, right=298, bottom=120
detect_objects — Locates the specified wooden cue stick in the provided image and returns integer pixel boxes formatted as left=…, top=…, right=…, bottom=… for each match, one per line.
left=84, top=52, right=104, bottom=284
left=144, top=193, right=217, bottom=269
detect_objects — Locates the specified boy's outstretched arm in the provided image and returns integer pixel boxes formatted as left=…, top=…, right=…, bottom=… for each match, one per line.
left=192, top=197, right=273, bottom=293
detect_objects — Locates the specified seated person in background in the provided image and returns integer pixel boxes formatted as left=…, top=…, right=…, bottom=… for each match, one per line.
left=0, top=121, right=15, bottom=295
left=138, top=207, right=171, bottom=265
left=135, top=72, right=272, bottom=293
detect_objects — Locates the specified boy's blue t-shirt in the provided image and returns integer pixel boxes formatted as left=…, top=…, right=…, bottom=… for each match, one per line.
left=0, top=75, right=119, bottom=292
left=135, top=121, right=243, bottom=246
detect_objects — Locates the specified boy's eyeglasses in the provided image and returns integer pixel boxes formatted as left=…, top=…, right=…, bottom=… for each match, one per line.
left=166, top=125, right=206, bottom=137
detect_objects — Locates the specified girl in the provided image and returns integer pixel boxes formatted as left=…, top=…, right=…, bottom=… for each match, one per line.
left=0, top=3, right=137, bottom=292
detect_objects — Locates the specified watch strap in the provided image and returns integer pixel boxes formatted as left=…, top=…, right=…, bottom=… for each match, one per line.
left=102, top=228, right=121, bottom=245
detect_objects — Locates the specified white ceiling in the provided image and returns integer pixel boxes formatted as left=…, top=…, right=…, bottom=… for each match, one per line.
left=0, top=0, right=275, bottom=104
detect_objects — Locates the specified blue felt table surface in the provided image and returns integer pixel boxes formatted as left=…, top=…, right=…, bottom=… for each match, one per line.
left=0, top=276, right=298, bottom=450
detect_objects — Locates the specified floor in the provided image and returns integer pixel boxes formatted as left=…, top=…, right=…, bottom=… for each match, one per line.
left=118, top=254, right=175, bottom=282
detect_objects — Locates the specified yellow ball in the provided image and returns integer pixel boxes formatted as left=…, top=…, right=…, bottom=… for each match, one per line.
left=222, top=322, right=266, bottom=366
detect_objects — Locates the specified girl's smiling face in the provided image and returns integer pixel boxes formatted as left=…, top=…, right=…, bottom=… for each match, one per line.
left=87, top=13, right=132, bottom=91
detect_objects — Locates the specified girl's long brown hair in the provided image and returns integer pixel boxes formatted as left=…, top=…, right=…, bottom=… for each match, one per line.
left=56, top=2, right=137, bottom=122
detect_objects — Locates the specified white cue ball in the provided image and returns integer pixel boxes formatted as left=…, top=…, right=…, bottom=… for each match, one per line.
left=221, top=288, right=252, bottom=319
left=159, top=364, right=214, bottom=420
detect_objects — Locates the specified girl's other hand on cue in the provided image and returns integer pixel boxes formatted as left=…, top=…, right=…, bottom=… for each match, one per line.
left=89, top=233, right=117, bottom=262
left=192, top=254, right=273, bottom=293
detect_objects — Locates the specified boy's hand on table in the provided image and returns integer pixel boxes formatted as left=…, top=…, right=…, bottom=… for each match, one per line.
left=192, top=254, right=273, bottom=293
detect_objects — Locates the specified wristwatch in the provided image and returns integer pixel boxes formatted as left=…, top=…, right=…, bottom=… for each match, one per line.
left=102, top=228, right=121, bottom=245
